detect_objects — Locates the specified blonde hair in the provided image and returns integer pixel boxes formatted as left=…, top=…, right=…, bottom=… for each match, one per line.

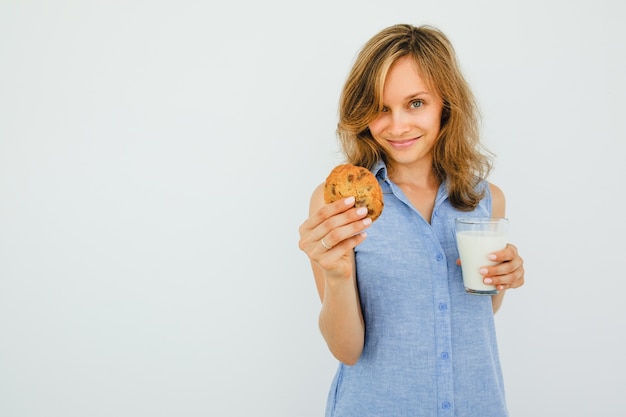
left=337, top=24, right=493, bottom=210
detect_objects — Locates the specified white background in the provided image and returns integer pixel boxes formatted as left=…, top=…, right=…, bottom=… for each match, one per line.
left=1, top=1, right=625, bottom=416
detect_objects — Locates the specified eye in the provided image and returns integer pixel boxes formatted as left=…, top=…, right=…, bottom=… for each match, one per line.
left=410, top=100, right=424, bottom=109
left=380, top=106, right=389, bottom=113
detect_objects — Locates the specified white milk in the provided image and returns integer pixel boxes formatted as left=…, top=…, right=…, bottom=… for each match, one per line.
left=456, top=230, right=507, bottom=294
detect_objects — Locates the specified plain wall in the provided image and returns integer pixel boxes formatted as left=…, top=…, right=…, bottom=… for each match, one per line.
left=1, top=1, right=625, bottom=416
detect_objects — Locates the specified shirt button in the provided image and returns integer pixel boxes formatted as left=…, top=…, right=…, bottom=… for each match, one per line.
left=442, top=401, right=451, bottom=410
left=441, top=352, right=449, bottom=360
left=438, top=303, right=447, bottom=311
left=434, top=210, right=439, bottom=217
left=435, top=253, right=443, bottom=261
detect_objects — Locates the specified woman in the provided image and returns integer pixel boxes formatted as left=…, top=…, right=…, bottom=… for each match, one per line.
left=299, top=24, right=525, bottom=416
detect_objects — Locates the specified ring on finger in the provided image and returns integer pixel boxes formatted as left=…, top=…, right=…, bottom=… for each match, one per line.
left=320, top=237, right=332, bottom=250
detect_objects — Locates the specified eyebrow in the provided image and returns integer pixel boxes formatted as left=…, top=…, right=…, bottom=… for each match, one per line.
left=380, top=91, right=435, bottom=107
left=405, top=91, right=430, bottom=99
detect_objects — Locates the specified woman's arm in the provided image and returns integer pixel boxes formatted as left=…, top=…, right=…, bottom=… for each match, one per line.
left=299, top=184, right=371, bottom=364
left=488, top=183, right=525, bottom=313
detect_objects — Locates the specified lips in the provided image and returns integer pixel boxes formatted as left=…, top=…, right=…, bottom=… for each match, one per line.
left=388, top=137, right=419, bottom=149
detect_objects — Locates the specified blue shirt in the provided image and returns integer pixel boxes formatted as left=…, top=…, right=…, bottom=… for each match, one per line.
left=325, top=161, right=508, bottom=417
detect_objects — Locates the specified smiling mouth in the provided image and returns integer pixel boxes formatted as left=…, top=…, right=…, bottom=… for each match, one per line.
left=388, top=137, right=419, bottom=149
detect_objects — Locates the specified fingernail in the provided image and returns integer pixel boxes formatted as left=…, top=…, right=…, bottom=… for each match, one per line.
left=362, top=218, right=372, bottom=226
left=479, top=268, right=488, bottom=275
left=344, top=196, right=355, bottom=205
left=356, top=207, right=368, bottom=216
left=488, top=254, right=497, bottom=261
left=484, top=278, right=493, bottom=284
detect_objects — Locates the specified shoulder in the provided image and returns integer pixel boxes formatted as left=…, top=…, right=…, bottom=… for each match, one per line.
left=488, top=182, right=506, bottom=217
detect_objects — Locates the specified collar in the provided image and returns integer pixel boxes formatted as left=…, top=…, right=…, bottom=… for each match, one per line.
left=372, top=159, right=450, bottom=208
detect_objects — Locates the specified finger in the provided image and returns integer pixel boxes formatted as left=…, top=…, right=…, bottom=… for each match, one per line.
left=299, top=204, right=371, bottom=261
left=298, top=196, right=358, bottom=252
left=488, top=243, right=518, bottom=263
left=316, top=232, right=368, bottom=271
left=320, top=207, right=371, bottom=247
left=299, top=196, right=356, bottom=239
left=311, top=196, right=357, bottom=228
left=483, top=260, right=525, bottom=288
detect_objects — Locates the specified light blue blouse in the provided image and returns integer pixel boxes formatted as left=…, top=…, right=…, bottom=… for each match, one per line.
left=325, top=161, right=508, bottom=417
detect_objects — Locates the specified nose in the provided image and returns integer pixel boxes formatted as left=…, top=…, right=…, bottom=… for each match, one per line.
left=388, top=111, right=410, bottom=137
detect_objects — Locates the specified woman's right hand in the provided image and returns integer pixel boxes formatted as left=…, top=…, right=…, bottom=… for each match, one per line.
left=298, top=186, right=373, bottom=282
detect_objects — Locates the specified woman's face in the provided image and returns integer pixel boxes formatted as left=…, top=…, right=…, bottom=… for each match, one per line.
left=368, top=56, right=443, bottom=168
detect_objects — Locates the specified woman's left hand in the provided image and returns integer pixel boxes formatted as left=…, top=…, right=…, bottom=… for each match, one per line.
left=480, top=243, right=525, bottom=291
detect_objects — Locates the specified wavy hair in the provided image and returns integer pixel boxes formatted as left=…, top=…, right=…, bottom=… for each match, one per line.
left=336, top=24, right=493, bottom=210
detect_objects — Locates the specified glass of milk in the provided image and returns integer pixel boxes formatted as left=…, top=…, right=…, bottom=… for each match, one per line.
left=455, top=217, right=509, bottom=295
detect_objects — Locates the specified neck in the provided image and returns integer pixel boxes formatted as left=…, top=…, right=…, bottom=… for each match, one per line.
left=388, top=162, right=439, bottom=189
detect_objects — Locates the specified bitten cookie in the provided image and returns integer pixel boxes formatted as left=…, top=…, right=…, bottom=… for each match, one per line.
left=324, top=163, right=384, bottom=222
